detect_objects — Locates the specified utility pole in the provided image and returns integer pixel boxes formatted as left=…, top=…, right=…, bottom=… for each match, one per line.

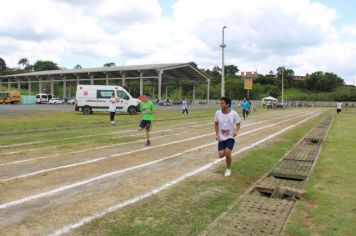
left=220, top=26, right=227, bottom=97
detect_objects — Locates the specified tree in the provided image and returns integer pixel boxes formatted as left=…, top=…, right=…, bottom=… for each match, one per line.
left=103, top=62, right=116, bottom=67
left=276, top=66, right=294, bottom=88
left=269, top=86, right=281, bottom=98
left=18, top=58, right=29, bottom=67
left=255, top=74, right=276, bottom=85
left=33, top=60, right=59, bottom=71
left=0, top=57, right=6, bottom=73
left=224, top=64, right=239, bottom=77
left=25, top=64, right=34, bottom=71
left=212, top=66, right=221, bottom=77
left=74, top=64, right=82, bottom=69
left=306, top=71, right=344, bottom=92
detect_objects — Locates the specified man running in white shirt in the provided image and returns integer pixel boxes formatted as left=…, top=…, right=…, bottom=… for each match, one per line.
left=336, top=101, right=342, bottom=116
left=109, top=92, right=118, bottom=125
left=215, top=96, right=241, bottom=176
left=182, top=98, right=189, bottom=116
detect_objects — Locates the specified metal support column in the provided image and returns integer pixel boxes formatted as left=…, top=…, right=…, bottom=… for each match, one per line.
left=76, top=75, right=80, bottom=86
left=63, top=77, right=67, bottom=98
left=158, top=70, right=162, bottom=101
left=7, top=79, right=11, bottom=92
left=165, top=84, right=168, bottom=100
left=90, top=74, right=94, bottom=85
left=50, top=78, right=54, bottom=95
left=207, top=79, right=210, bottom=104
left=105, top=73, right=109, bottom=85
left=28, top=79, right=32, bottom=95
left=179, top=82, right=182, bottom=99
left=17, top=77, right=21, bottom=91
left=38, top=77, right=42, bottom=93
left=193, top=80, right=196, bottom=103
left=139, top=72, right=143, bottom=95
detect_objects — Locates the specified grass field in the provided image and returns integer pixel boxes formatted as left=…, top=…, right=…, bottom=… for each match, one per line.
left=71, top=111, right=327, bottom=236
left=0, top=107, right=219, bottom=133
left=0, top=107, right=330, bottom=235
left=285, top=108, right=356, bottom=236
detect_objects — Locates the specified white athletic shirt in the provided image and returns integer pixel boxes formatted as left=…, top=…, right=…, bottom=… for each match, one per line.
left=336, top=102, right=342, bottom=109
left=182, top=100, right=187, bottom=109
left=109, top=97, right=117, bottom=112
left=215, top=109, right=241, bottom=141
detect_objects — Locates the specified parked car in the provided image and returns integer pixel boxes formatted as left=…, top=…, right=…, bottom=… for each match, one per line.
left=67, top=98, right=76, bottom=104
left=36, top=93, right=55, bottom=104
left=158, top=100, right=172, bottom=106
left=49, top=98, right=64, bottom=104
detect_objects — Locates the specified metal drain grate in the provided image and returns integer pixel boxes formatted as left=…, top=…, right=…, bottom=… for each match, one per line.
left=255, top=175, right=305, bottom=196
left=203, top=114, right=333, bottom=236
left=223, top=196, right=294, bottom=236
left=271, top=159, right=313, bottom=180
left=284, top=142, right=320, bottom=162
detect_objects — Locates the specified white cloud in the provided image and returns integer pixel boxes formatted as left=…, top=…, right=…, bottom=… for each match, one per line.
left=0, top=0, right=356, bottom=83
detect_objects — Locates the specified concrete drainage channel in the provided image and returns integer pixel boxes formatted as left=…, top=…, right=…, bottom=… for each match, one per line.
left=203, top=113, right=333, bottom=236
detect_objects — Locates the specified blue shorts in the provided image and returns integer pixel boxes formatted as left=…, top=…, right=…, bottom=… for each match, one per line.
left=218, top=138, right=235, bottom=151
left=139, top=120, right=152, bottom=131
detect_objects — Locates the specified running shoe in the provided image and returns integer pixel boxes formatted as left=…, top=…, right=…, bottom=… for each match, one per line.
left=224, top=168, right=231, bottom=177
left=145, top=140, right=151, bottom=146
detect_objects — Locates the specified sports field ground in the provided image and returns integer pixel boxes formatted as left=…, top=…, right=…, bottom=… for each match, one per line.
left=1, top=106, right=343, bottom=235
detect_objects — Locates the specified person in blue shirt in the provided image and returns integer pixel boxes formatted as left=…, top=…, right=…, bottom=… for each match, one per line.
left=241, top=98, right=250, bottom=120
left=230, top=100, right=235, bottom=111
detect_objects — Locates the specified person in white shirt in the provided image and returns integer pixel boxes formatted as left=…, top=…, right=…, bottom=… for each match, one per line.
left=182, top=98, right=188, bottom=116
left=336, top=101, right=342, bottom=116
left=109, top=92, right=118, bottom=125
left=215, top=96, right=241, bottom=177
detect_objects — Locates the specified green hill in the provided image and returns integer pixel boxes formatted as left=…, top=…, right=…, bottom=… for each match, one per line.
left=283, top=86, right=356, bottom=101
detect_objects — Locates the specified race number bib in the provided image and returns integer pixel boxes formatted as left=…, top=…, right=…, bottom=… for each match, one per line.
left=221, top=129, right=230, bottom=136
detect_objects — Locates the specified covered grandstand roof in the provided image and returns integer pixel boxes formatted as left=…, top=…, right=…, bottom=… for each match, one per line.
left=0, top=62, right=210, bottom=81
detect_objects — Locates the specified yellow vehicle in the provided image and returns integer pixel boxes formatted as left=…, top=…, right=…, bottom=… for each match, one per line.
left=0, top=91, right=21, bottom=104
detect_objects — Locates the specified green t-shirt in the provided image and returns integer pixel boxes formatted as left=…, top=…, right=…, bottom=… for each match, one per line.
left=140, top=101, right=155, bottom=121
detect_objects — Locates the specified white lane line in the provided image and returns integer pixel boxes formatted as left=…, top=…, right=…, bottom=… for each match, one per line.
left=0, top=121, right=260, bottom=166
left=0, top=111, right=296, bottom=150
left=0, top=120, right=212, bottom=149
left=0, top=111, right=301, bottom=165
left=0, top=124, right=214, bottom=166
left=0, top=124, right=202, bottom=158
left=48, top=112, right=320, bottom=236
left=0, top=146, right=57, bottom=156
left=0, top=112, right=316, bottom=209
left=0, top=113, right=303, bottom=181
left=0, top=121, right=213, bottom=159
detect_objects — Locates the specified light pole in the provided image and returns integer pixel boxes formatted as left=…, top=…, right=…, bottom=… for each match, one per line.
left=220, top=26, right=227, bottom=97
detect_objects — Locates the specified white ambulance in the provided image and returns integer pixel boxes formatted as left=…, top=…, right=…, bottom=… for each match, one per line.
left=75, top=85, right=141, bottom=115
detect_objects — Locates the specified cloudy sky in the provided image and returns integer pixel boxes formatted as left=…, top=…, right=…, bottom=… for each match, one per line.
left=0, top=0, right=356, bottom=84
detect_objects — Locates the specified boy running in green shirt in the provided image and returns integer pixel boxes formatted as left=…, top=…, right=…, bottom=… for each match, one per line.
left=138, top=94, right=155, bottom=146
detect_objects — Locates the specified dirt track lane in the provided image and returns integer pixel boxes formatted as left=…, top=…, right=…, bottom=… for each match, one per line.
left=0, top=108, right=325, bottom=235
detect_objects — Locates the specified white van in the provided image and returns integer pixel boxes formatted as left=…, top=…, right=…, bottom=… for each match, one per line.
left=36, top=93, right=55, bottom=104
left=75, top=85, right=141, bottom=115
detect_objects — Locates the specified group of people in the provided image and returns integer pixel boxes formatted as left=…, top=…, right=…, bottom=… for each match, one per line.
left=108, top=93, right=241, bottom=177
